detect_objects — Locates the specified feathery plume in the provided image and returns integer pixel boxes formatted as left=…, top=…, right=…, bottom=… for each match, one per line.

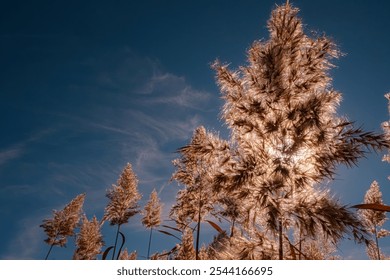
left=73, top=215, right=104, bottom=260
left=382, top=93, right=390, bottom=162
left=171, top=126, right=231, bottom=259
left=210, top=1, right=388, bottom=259
left=40, top=193, right=85, bottom=259
left=359, top=180, right=389, bottom=259
left=103, top=163, right=141, bottom=259
left=118, top=248, right=137, bottom=260
left=175, top=228, right=196, bottom=260
left=359, top=181, right=387, bottom=230
left=103, top=163, right=141, bottom=225
left=142, top=189, right=162, bottom=229
left=142, top=189, right=162, bottom=259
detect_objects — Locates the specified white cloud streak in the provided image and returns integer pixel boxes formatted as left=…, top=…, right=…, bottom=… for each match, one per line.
left=137, top=72, right=212, bottom=110
left=2, top=214, right=46, bottom=259
left=0, top=129, right=54, bottom=167
left=127, top=110, right=201, bottom=142
left=0, top=148, right=24, bottom=166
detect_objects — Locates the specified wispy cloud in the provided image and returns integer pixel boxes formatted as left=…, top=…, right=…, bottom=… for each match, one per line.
left=58, top=48, right=215, bottom=213
left=128, top=110, right=201, bottom=142
left=0, top=148, right=24, bottom=166
left=53, top=112, right=136, bottom=138
left=0, top=129, right=54, bottom=167
left=137, top=72, right=212, bottom=110
left=83, top=49, right=216, bottom=110
left=2, top=214, right=45, bottom=260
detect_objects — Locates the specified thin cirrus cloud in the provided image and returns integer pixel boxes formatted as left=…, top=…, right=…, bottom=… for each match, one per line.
left=0, top=147, right=24, bottom=166
left=0, top=129, right=54, bottom=167
left=126, top=110, right=202, bottom=142
left=58, top=48, right=215, bottom=179
left=136, top=72, right=212, bottom=110
left=2, top=214, right=46, bottom=260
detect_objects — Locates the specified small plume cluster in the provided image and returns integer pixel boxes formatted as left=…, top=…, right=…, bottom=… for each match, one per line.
left=41, top=163, right=162, bottom=260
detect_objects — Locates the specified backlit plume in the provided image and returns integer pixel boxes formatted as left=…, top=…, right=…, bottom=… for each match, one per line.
left=142, top=189, right=162, bottom=229
left=103, top=163, right=141, bottom=225
left=40, top=193, right=85, bottom=259
left=73, top=215, right=104, bottom=260
left=174, top=1, right=389, bottom=259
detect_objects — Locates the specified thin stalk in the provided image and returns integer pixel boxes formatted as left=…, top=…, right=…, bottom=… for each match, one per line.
left=195, top=206, right=201, bottom=260
left=374, top=225, right=381, bottom=260
left=298, top=226, right=302, bottom=260
left=195, top=187, right=202, bottom=260
left=112, top=224, right=121, bottom=260
left=230, top=219, right=235, bottom=237
left=45, top=243, right=55, bottom=260
left=287, top=239, right=310, bottom=260
left=147, top=228, right=153, bottom=259
left=278, top=219, right=283, bottom=260
left=195, top=218, right=201, bottom=260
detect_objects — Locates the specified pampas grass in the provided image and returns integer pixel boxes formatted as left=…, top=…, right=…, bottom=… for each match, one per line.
left=73, top=215, right=104, bottom=260
left=40, top=193, right=85, bottom=260
left=103, top=163, right=141, bottom=259
left=141, top=189, right=162, bottom=259
left=175, top=228, right=196, bottom=260
left=118, top=248, right=137, bottom=260
left=103, top=163, right=141, bottom=226
left=39, top=2, right=390, bottom=260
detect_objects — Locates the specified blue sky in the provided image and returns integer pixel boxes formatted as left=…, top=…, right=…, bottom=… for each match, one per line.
left=1, top=0, right=390, bottom=260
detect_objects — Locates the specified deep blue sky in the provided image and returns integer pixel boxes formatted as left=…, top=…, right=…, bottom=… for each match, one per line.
left=1, top=0, right=390, bottom=259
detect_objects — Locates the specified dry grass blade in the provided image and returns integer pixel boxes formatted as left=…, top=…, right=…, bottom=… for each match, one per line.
left=205, top=220, right=224, bottom=234
left=352, top=203, right=390, bottom=212
left=157, top=230, right=181, bottom=241
left=161, top=225, right=182, bottom=233
left=289, top=242, right=297, bottom=260
left=102, top=246, right=114, bottom=260
left=115, top=231, right=126, bottom=260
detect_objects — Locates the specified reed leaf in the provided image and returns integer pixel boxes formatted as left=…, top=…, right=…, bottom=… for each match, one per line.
left=157, top=230, right=181, bottom=241
left=205, top=220, right=224, bottom=234
left=352, top=203, right=390, bottom=212
left=102, top=246, right=114, bottom=260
